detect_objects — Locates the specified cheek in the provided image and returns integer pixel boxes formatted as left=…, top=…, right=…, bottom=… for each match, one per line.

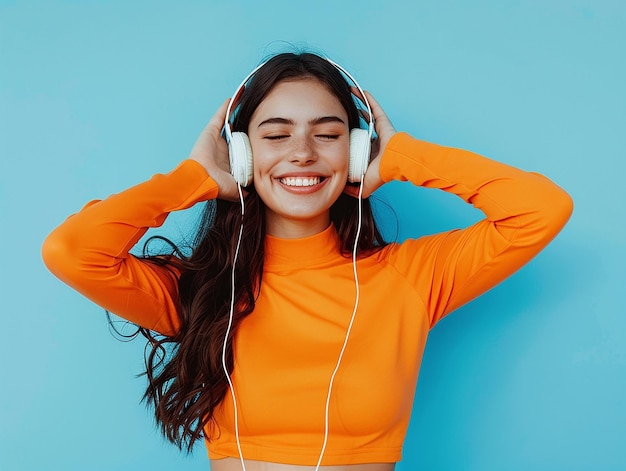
left=331, top=144, right=351, bottom=173
left=250, top=143, right=277, bottom=178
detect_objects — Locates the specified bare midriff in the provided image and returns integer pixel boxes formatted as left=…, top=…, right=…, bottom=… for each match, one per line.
left=210, top=458, right=396, bottom=471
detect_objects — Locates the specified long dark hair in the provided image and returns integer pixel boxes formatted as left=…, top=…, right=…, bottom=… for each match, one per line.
left=138, top=52, right=387, bottom=452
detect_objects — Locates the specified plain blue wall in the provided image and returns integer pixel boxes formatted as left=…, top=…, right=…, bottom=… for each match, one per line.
left=1, top=1, right=624, bottom=470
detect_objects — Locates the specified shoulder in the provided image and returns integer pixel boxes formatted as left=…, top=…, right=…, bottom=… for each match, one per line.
left=367, top=231, right=453, bottom=280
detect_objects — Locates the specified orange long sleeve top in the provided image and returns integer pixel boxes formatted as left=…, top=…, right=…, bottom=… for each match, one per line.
left=42, top=132, right=573, bottom=465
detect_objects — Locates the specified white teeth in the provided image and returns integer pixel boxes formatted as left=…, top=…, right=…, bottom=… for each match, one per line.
left=280, top=177, right=321, bottom=187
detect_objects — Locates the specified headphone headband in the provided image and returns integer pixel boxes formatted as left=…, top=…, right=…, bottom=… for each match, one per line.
left=223, top=56, right=374, bottom=140
left=223, top=61, right=268, bottom=143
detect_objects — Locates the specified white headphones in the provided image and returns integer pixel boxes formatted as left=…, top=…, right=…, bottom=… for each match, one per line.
left=223, top=57, right=375, bottom=186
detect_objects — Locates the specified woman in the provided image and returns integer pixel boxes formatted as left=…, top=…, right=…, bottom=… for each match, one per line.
left=42, top=52, right=573, bottom=471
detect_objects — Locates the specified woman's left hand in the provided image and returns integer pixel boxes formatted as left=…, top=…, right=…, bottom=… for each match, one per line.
left=344, top=91, right=396, bottom=198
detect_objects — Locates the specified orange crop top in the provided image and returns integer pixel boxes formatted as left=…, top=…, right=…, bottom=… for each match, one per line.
left=42, top=132, right=573, bottom=465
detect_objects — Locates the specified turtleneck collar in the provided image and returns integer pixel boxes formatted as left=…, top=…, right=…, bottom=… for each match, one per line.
left=263, top=224, right=342, bottom=271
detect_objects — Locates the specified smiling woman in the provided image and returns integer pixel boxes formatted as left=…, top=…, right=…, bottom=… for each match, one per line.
left=41, top=52, right=573, bottom=471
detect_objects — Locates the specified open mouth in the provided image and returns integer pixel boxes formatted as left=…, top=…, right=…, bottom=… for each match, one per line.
left=279, top=176, right=325, bottom=187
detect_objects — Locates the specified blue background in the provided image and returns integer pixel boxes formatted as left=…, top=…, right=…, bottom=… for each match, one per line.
left=1, top=1, right=624, bottom=469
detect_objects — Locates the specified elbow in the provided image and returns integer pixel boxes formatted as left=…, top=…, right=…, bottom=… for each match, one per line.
left=560, top=189, right=574, bottom=221
left=41, top=227, right=82, bottom=286
left=506, top=178, right=574, bottom=248
left=42, top=229, right=67, bottom=278
left=528, top=183, right=574, bottom=245
left=545, top=185, right=574, bottom=236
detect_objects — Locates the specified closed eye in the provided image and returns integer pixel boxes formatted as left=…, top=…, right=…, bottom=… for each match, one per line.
left=317, top=135, right=340, bottom=140
left=264, top=135, right=289, bottom=140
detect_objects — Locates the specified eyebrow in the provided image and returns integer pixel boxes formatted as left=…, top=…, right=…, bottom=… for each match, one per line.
left=257, top=115, right=345, bottom=128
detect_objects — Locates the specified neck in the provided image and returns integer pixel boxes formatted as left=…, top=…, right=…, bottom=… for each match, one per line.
left=265, top=212, right=330, bottom=239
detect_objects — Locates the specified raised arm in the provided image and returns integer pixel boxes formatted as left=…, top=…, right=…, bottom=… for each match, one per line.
left=41, top=161, right=220, bottom=335
left=381, top=132, right=573, bottom=327
left=42, top=101, right=235, bottom=336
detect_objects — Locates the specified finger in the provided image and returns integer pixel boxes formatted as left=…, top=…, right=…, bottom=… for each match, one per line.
left=363, top=91, right=393, bottom=128
left=363, top=91, right=386, bottom=121
left=202, top=100, right=229, bottom=135
left=221, top=181, right=250, bottom=202
left=364, top=91, right=396, bottom=135
left=206, top=99, right=231, bottom=132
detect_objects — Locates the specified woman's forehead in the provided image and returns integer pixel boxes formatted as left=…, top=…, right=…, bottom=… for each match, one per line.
left=250, top=79, right=348, bottom=124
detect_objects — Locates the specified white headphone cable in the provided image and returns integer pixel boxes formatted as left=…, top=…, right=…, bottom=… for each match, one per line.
left=222, top=184, right=247, bottom=471
left=314, top=177, right=365, bottom=471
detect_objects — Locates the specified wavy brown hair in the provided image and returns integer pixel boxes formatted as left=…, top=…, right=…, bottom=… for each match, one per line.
left=135, top=52, right=388, bottom=452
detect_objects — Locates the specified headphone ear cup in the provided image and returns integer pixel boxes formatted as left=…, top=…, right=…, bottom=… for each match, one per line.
left=229, top=132, right=253, bottom=186
left=348, top=128, right=371, bottom=183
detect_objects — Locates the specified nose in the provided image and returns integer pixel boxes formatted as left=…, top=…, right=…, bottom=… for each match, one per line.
left=290, top=135, right=317, bottom=165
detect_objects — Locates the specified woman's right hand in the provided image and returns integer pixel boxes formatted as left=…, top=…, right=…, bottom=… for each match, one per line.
left=188, top=99, right=241, bottom=201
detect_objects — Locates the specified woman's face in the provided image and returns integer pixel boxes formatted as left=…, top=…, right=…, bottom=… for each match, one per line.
left=248, top=78, right=350, bottom=238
